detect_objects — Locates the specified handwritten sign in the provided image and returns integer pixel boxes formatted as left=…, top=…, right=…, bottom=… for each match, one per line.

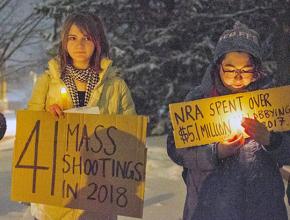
left=11, top=110, right=148, bottom=218
left=169, top=85, right=290, bottom=148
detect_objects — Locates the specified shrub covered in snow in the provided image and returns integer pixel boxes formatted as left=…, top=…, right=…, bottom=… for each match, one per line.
left=34, top=0, right=290, bottom=134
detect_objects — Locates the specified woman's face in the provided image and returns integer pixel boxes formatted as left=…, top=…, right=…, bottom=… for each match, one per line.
left=66, top=24, right=95, bottom=69
left=219, top=52, right=256, bottom=92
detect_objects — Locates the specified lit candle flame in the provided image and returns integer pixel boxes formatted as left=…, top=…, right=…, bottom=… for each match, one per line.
left=61, top=87, right=67, bottom=95
left=228, top=111, right=244, bottom=134
left=60, top=87, right=69, bottom=109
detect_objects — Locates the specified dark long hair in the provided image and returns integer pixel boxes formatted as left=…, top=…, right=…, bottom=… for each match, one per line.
left=59, top=12, right=109, bottom=75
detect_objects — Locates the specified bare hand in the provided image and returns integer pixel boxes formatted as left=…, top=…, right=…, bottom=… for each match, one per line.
left=241, top=117, right=270, bottom=145
left=218, top=133, right=244, bottom=159
left=48, top=104, right=64, bottom=119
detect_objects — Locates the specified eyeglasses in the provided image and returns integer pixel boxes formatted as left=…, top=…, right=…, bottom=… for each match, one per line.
left=221, top=65, right=255, bottom=79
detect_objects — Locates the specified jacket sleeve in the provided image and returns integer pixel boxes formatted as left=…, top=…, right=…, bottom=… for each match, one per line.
left=119, top=79, right=136, bottom=115
left=167, top=86, right=220, bottom=170
left=264, top=131, right=290, bottom=166
left=167, top=130, right=218, bottom=170
left=27, top=72, right=50, bottom=111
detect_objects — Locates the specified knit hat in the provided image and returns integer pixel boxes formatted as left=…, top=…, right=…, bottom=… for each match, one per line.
left=213, top=21, right=262, bottom=63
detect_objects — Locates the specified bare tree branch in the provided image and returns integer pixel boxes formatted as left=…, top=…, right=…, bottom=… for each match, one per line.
left=0, top=0, right=10, bottom=11
left=0, top=16, right=43, bottom=67
left=190, top=6, right=274, bottom=19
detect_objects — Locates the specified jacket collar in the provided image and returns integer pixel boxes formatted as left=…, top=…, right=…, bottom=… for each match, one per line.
left=47, top=57, right=117, bottom=86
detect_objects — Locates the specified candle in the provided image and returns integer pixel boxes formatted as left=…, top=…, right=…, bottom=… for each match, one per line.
left=228, top=111, right=244, bottom=134
left=60, top=87, right=69, bottom=110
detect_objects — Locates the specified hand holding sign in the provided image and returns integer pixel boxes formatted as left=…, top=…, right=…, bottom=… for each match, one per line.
left=242, top=117, right=270, bottom=146
left=48, top=104, right=64, bottom=119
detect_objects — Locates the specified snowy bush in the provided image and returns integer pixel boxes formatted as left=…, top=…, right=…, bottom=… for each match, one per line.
left=34, top=0, right=290, bottom=134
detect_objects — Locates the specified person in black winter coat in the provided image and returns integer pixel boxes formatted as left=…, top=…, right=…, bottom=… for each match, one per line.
left=167, top=21, right=290, bottom=220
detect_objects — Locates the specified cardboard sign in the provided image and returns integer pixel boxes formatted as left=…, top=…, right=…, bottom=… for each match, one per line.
left=169, top=85, right=290, bottom=148
left=11, top=110, right=148, bottom=218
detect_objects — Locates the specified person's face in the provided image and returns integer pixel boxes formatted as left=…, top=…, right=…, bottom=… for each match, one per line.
left=219, top=52, right=256, bottom=92
left=66, top=24, right=95, bottom=69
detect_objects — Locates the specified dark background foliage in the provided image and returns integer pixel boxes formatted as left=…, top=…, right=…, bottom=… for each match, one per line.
left=31, top=0, right=290, bottom=133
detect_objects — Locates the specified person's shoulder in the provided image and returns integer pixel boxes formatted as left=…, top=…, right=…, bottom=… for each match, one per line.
left=105, top=72, right=125, bottom=85
left=184, top=85, right=207, bottom=102
left=184, top=64, right=215, bottom=101
left=33, top=70, right=50, bottom=85
left=101, top=71, right=130, bottom=96
left=101, top=58, right=129, bottom=89
left=112, top=76, right=130, bottom=92
left=43, top=57, right=61, bottom=79
left=105, top=65, right=127, bottom=85
left=109, top=73, right=124, bottom=81
left=256, top=72, right=275, bottom=89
